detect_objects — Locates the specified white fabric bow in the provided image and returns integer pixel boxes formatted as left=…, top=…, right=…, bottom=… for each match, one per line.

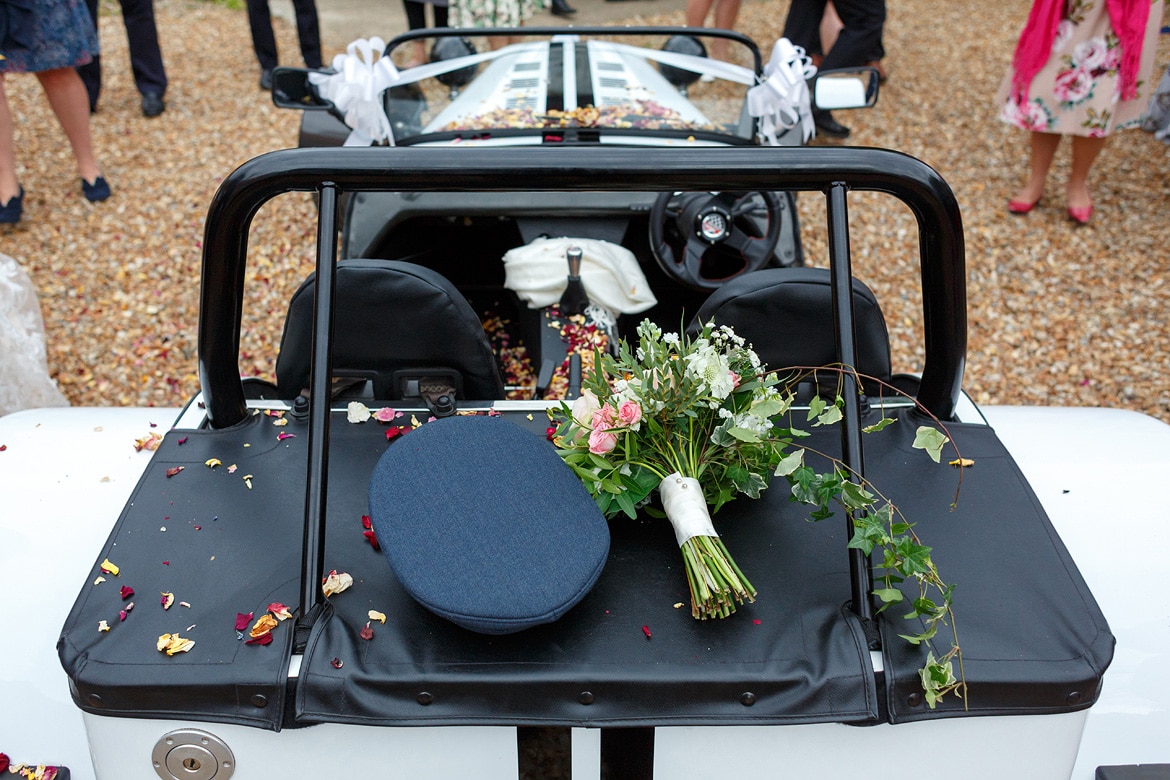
left=746, top=38, right=817, bottom=145
left=308, top=37, right=402, bottom=146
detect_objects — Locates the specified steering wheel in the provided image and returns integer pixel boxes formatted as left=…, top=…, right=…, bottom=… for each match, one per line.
left=649, top=191, right=784, bottom=291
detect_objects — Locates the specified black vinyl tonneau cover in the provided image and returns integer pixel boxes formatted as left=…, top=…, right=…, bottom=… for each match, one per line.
left=58, top=406, right=1113, bottom=731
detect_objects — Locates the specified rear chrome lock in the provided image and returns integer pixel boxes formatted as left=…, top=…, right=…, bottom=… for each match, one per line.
left=151, top=729, right=235, bottom=780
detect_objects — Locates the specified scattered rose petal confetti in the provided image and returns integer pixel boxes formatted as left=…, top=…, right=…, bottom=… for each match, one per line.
left=124, top=601, right=135, bottom=613
left=227, top=464, right=238, bottom=474
left=347, top=402, right=371, bottom=423
left=360, top=622, right=374, bottom=641
left=134, top=432, right=163, bottom=452
left=0, top=444, right=6, bottom=452
left=331, top=657, right=344, bottom=669
left=273, top=417, right=289, bottom=427
left=235, top=612, right=254, bottom=632
left=156, top=633, right=195, bottom=656
left=673, top=602, right=684, bottom=609
left=161, top=592, right=175, bottom=610
left=163, top=561, right=170, bottom=566
left=373, top=407, right=397, bottom=422
left=363, top=529, right=380, bottom=551
left=368, top=610, right=387, bottom=624
left=277, top=432, right=295, bottom=441
left=246, top=632, right=274, bottom=646
left=119, top=610, right=128, bottom=622
left=250, top=614, right=279, bottom=638
left=242, top=474, right=253, bottom=489
left=179, top=601, right=191, bottom=608
left=98, top=620, right=110, bottom=632
left=99, top=559, right=119, bottom=576
left=752, top=619, right=762, bottom=625
left=0, top=752, right=7, bottom=772
left=177, top=436, right=188, bottom=445
left=385, top=426, right=403, bottom=441
left=265, top=409, right=285, bottom=418
left=268, top=602, right=293, bottom=620
left=321, top=570, right=353, bottom=597
left=205, top=458, right=222, bottom=468
left=165, top=466, right=184, bottom=478
left=119, top=585, right=134, bottom=600
left=949, top=458, right=975, bottom=468
left=642, top=625, right=652, bottom=640
left=410, top=414, right=421, bottom=427
left=93, top=576, right=106, bottom=585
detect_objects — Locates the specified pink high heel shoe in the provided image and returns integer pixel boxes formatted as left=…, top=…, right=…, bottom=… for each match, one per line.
left=1067, top=203, right=1093, bottom=225
left=1008, top=197, right=1041, bottom=215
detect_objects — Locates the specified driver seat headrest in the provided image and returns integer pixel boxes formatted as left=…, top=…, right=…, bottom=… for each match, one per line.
left=687, top=267, right=892, bottom=394
left=276, top=259, right=506, bottom=401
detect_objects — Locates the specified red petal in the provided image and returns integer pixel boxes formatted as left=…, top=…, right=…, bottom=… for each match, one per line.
left=119, top=610, right=128, bottom=622
left=642, top=625, right=652, bottom=639
left=363, top=529, right=380, bottom=551
left=277, top=432, right=296, bottom=441
left=235, top=612, right=254, bottom=631
left=120, top=585, right=134, bottom=600
left=177, top=436, right=188, bottom=445
left=360, top=622, right=374, bottom=641
left=361, top=514, right=372, bottom=530
left=752, top=619, right=762, bottom=625
left=0, top=754, right=8, bottom=772
left=385, top=427, right=402, bottom=441
left=165, top=466, right=184, bottom=478
left=246, top=632, right=274, bottom=646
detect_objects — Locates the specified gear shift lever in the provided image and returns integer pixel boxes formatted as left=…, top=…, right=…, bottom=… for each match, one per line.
left=559, top=245, right=589, bottom=316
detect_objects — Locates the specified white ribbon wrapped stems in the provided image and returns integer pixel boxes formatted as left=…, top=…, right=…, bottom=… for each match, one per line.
left=660, top=473, right=719, bottom=547
left=747, top=38, right=817, bottom=145
left=309, top=37, right=401, bottom=146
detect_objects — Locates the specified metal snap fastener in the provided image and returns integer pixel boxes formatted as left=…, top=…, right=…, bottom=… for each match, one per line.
left=87, top=693, right=103, bottom=707
left=417, top=691, right=434, bottom=705
left=250, top=694, right=268, bottom=708
left=907, top=692, right=923, bottom=707
left=740, top=692, right=757, bottom=706
left=579, top=691, right=595, bottom=705
left=1066, top=691, right=1081, bottom=704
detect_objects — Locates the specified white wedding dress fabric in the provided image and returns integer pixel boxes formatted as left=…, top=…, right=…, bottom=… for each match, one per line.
left=0, top=253, right=68, bottom=416
left=502, top=237, right=658, bottom=315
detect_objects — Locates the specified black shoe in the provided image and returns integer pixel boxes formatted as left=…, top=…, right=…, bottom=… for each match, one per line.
left=0, top=186, right=23, bottom=223
left=141, top=92, right=166, bottom=118
left=813, top=111, right=851, bottom=139
left=82, top=176, right=111, bottom=203
left=259, top=69, right=274, bottom=90
left=550, top=0, right=577, bottom=15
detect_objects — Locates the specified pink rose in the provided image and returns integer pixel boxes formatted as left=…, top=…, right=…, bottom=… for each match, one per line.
left=592, top=405, right=616, bottom=429
left=617, top=401, right=642, bottom=428
left=588, top=427, right=618, bottom=454
left=1053, top=68, right=1093, bottom=104
left=729, top=371, right=741, bottom=389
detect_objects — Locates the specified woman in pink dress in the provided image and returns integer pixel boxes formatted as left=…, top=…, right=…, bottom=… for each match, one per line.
left=998, top=0, right=1164, bottom=223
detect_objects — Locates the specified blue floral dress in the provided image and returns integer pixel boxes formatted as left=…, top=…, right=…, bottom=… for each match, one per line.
left=450, top=0, right=545, bottom=29
left=997, top=0, right=1166, bottom=136
left=0, top=0, right=99, bottom=74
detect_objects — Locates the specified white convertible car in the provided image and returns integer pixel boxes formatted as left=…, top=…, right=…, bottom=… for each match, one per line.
left=1, top=26, right=1167, bottom=780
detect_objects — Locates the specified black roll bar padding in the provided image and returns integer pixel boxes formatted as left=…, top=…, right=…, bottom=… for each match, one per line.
left=195, top=146, right=966, bottom=621
left=197, top=146, right=966, bottom=430
left=826, top=182, right=876, bottom=629
left=298, top=184, right=340, bottom=630
left=382, top=26, right=766, bottom=76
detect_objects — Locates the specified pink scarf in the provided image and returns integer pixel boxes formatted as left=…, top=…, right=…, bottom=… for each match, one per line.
left=1011, top=0, right=1151, bottom=103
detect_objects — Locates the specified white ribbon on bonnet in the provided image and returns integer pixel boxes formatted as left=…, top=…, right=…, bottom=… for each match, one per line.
left=746, top=38, right=817, bottom=145
left=308, top=37, right=401, bottom=147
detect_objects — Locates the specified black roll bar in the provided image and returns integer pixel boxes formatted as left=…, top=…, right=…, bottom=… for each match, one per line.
left=198, top=146, right=966, bottom=429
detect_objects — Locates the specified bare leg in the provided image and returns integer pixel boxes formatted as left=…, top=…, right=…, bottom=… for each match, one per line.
left=0, top=76, right=19, bottom=205
left=820, top=0, right=843, bottom=53
left=1067, top=135, right=1106, bottom=210
left=685, top=0, right=714, bottom=27
left=34, top=67, right=102, bottom=184
left=710, top=0, right=741, bottom=61
left=1011, top=130, right=1060, bottom=205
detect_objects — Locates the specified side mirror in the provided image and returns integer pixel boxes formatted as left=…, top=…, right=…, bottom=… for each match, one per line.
left=271, top=67, right=336, bottom=111
left=811, top=67, right=879, bottom=110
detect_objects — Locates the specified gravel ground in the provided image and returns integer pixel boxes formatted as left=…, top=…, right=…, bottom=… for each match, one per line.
left=3, top=0, right=1169, bottom=421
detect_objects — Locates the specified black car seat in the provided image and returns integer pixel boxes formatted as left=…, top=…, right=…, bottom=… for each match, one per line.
left=276, top=259, right=506, bottom=402
left=687, top=267, right=892, bottom=396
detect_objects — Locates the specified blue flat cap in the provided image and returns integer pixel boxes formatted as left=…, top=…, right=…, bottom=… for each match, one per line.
left=368, top=415, right=610, bottom=634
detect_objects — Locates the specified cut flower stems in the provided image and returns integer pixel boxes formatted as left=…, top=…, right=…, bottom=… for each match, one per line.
left=553, top=319, right=966, bottom=707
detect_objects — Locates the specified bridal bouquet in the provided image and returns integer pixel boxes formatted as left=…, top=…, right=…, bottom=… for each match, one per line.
left=553, top=320, right=800, bottom=619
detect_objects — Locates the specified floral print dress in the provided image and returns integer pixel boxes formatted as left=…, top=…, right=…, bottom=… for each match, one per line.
left=450, top=0, right=545, bottom=28
left=998, top=0, right=1166, bottom=136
